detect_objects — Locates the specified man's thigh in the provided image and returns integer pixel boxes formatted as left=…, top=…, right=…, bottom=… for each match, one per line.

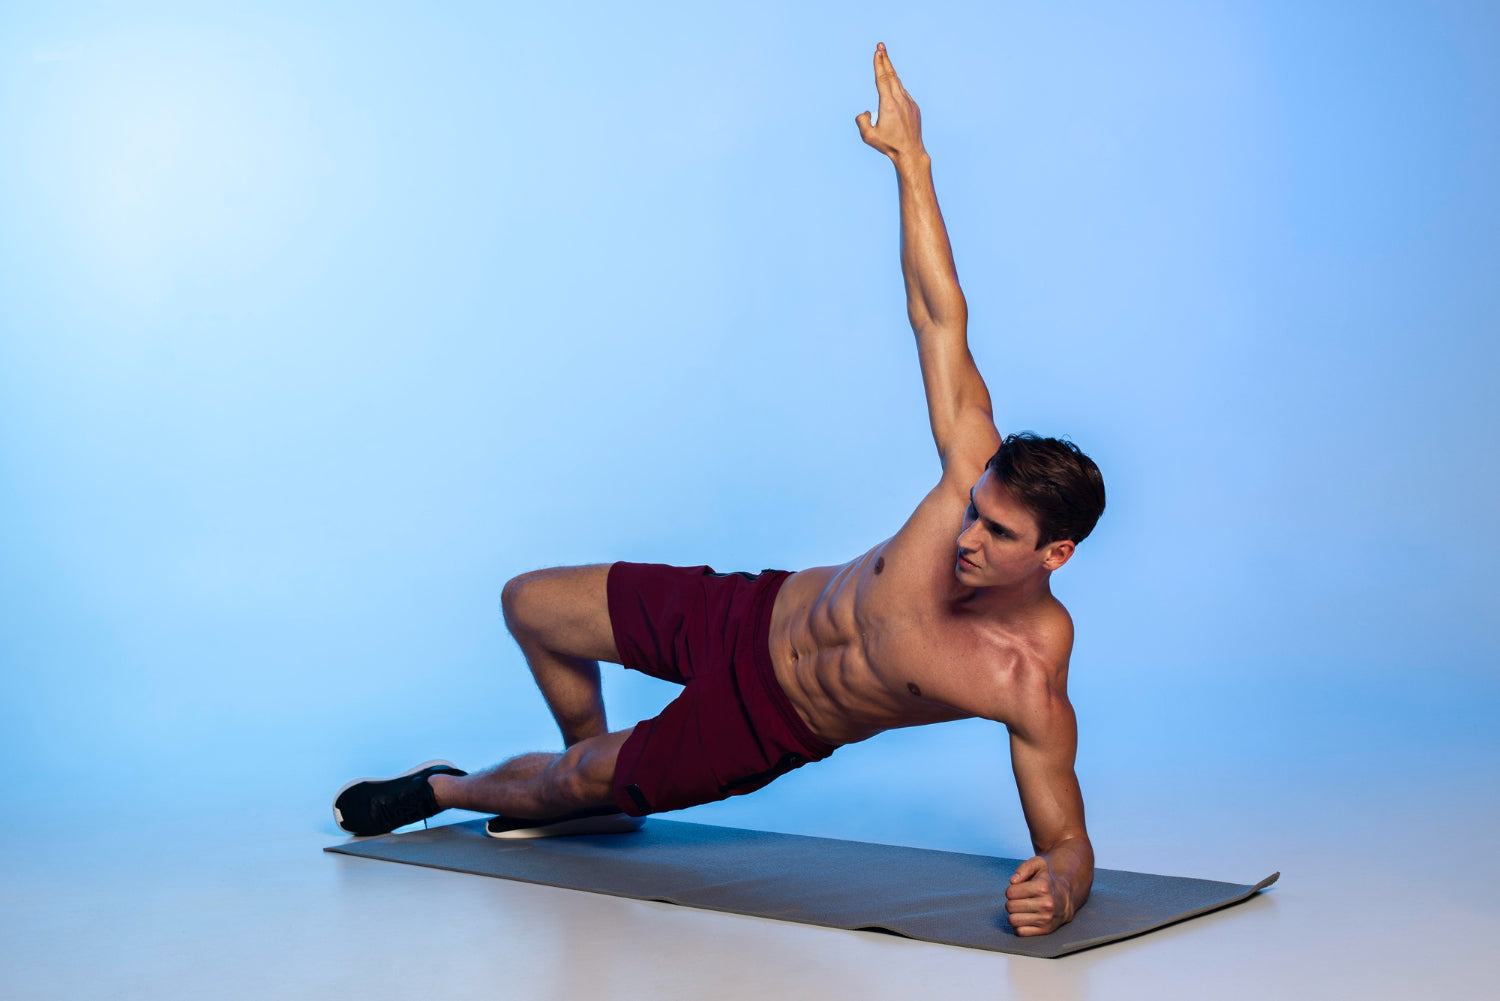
left=501, top=563, right=619, bottom=663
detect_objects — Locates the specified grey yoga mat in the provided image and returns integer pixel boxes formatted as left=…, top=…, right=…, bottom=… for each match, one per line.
left=324, top=818, right=1277, bottom=958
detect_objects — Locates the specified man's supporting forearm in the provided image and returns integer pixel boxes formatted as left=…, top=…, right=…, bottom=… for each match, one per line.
left=1046, top=836, right=1095, bottom=919
left=894, top=152, right=967, bottom=330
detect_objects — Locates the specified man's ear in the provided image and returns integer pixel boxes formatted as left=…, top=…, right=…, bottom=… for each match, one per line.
left=1041, top=540, right=1075, bottom=571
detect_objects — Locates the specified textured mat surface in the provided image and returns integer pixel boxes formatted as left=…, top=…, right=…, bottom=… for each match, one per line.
left=324, top=818, right=1277, bottom=958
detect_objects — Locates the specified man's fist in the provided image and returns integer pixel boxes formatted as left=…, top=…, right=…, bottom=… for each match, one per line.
left=1005, top=854, right=1074, bottom=936
left=856, top=42, right=926, bottom=160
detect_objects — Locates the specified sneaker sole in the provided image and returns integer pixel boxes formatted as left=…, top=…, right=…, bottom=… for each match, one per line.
left=332, top=759, right=460, bottom=834
left=485, top=813, right=645, bottom=839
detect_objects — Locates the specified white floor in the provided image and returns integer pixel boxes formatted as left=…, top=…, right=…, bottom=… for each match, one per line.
left=5, top=715, right=1499, bottom=1001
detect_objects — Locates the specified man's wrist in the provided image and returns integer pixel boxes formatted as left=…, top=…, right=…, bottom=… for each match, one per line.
left=891, top=149, right=932, bottom=173
left=1044, top=837, right=1095, bottom=919
left=1056, top=873, right=1082, bottom=920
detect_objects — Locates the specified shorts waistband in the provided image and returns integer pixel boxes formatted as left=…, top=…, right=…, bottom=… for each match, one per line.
left=750, top=570, right=838, bottom=761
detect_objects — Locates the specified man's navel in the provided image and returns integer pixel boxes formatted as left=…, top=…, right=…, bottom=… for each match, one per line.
left=907, top=682, right=922, bottom=697
left=874, top=556, right=885, bottom=574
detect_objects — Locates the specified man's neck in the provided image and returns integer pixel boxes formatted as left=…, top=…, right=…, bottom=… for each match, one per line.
left=962, top=572, right=1055, bottom=619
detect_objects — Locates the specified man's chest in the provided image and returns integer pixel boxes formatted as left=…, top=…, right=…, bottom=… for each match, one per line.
left=854, top=605, right=1030, bottom=721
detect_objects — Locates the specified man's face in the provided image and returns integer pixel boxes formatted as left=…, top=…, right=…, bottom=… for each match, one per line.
left=955, top=468, right=1074, bottom=586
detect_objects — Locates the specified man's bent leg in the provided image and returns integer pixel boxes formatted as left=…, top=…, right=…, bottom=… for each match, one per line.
left=501, top=564, right=620, bottom=747
left=429, top=726, right=634, bottom=819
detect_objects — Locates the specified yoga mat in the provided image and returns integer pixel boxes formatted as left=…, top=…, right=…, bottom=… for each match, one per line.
left=324, top=819, right=1277, bottom=958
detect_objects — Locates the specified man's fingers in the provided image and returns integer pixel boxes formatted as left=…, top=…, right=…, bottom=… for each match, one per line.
left=1006, top=880, right=1049, bottom=900
left=877, top=43, right=906, bottom=90
left=1008, top=907, right=1055, bottom=929
left=1007, top=901, right=1057, bottom=931
left=874, top=43, right=899, bottom=93
left=1006, top=872, right=1049, bottom=894
left=1011, top=856, right=1046, bottom=883
left=1015, top=923, right=1057, bottom=937
left=1008, top=894, right=1056, bottom=918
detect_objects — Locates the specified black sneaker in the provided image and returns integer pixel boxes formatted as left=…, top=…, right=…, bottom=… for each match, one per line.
left=333, top=759, right=468, bottom=836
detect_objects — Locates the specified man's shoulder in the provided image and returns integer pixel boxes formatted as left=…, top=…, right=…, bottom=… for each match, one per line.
left=949, top=602, right=1074, bottom=723
left=970, top=596, right=1074, bottom=673
left=1037, top=597, right=1075, bottom=669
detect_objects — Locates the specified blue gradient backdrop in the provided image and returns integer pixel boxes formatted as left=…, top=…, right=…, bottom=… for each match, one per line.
left=1, top=1, right=1495, bottom=862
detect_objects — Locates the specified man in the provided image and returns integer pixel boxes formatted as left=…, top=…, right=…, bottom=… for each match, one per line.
left=333, top=42, right=1105, bottom=937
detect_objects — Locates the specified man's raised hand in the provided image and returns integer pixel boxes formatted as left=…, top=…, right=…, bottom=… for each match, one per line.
left=856, top=42, right=926, bottom=161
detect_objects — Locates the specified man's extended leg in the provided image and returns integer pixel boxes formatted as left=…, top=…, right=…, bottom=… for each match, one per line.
left=427, top=726, right=634, bottom=818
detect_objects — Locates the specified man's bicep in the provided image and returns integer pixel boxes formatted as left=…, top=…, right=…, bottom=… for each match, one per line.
left=1007, top=702, right=1089, bottom=853
left=913, top=320, right=1000, bottom=475
left=940, top=404, right=1002, bottom=486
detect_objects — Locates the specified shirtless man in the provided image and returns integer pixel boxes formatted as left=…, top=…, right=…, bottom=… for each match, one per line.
left=333, top=42, right=1105, bottom=937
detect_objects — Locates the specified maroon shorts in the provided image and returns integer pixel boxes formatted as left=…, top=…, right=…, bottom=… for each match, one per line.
left=606, top=562, right=838, bottom=817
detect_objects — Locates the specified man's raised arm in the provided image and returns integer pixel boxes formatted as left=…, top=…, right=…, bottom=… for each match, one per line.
left=857, top=42, right=998, bottom=476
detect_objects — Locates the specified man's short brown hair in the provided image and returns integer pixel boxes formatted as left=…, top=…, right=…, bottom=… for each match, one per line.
left=986, top=432, right=1106, bottom=549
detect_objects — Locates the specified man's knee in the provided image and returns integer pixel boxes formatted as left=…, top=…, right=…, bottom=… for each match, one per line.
left=500, top=570, right=545, bottom=634
left=545, top=732, right=627, bottom=810
left=542, top=759, right=601, bottom=810
left=499, top=564, right=618, bottom=662
left=501, top=567, right=583, bottom=637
